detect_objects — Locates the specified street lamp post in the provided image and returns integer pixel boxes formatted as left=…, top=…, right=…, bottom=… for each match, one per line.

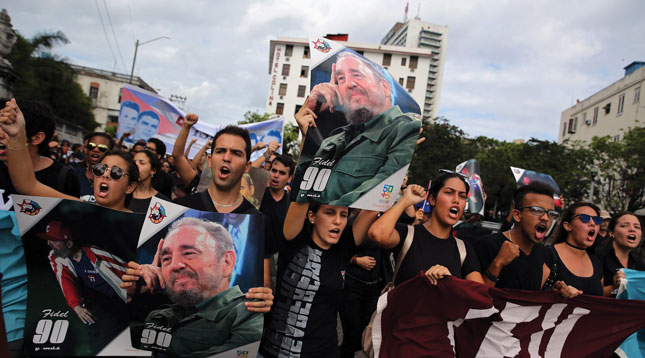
left=588, top=168, right=598, bottom=202
left=129, top=36, right=170, bottom=84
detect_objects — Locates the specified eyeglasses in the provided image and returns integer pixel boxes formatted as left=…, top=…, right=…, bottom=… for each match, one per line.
left=518, top=206, right=560, bottom=220
left=87, top=142, right=109, bottom=153
left=92, top=163, right=129, bottom=180
left=571, top=213, right=603, bottom=225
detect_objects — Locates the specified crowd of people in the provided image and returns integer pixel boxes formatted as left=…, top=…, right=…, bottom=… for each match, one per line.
left=1, top=95, right=644, bottom=358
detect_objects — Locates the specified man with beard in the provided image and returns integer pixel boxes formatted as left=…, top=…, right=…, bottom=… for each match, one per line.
left=474, top=182, right=560, bottom=291
left=141, top=218, right=262, bottom=357
left=293, top=51, right=420, bottom=206
left=39, top=221, right=129, bottom=353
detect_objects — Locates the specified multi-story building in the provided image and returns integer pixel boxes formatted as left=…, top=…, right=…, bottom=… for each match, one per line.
left=558, top=61, right=644, bottom=144
left=381, top=18, right=449, bottom=121
left=265, top=35, right=433, bottom=124
left=70, top=64, right=155, bottom=130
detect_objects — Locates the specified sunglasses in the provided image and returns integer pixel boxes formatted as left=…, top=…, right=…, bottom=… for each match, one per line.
left=87, top=142, right=109, bottom=153
left=92, top=163, right=129, bottom=180
left=571, top=213, right=603, bottom=225
left=518, top=206, right=560, bottom=220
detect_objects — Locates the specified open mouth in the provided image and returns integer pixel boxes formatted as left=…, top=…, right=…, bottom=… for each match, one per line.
left=329, top=228, right=341, bottom=239
left=535, top=223, right=547, bottom=239
left=97, top=183, right=109, bottom=198
left=587, top=229, right=596, bottom=241
left=219, top=166, right=231, bottom=179
left=627, top=234, right=637, bottom=243
left=0, top=143, right=6, bottom=155
left=449, top=207, right=459, bottom=218
left=89, top=153, right=101, bottom=163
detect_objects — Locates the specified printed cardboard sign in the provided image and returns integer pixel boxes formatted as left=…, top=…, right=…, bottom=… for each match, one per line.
left=128, top=198, right=264, bottom=357
left=13, top=195, right=147, bottom=356
left=456, top=159, right=486, bottom=216
left=510, top=166, right=563, bottom=207
left=291, top=37, right=421, bottom=211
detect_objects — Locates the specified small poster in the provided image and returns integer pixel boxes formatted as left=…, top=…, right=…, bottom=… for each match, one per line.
left=127, top=197, right=264, bottom=357
left=456, top=159, right=486, bottom=215
left=510, top=166, right=563, bottom=207
left=198, top=165, right=270, bottom=210
left=13, top=195, right=147, bottom=356
left=291, top=37, right=421, bottom=211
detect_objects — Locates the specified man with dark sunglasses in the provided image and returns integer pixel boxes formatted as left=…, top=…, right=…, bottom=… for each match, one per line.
left=474, top=181, right=561, bottom=291
left=71, top=132, right=114, bottom=202
left=0, top=99, right=80, bottom=210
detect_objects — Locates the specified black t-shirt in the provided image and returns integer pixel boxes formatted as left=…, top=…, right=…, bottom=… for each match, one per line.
left=72, top=165, right=95, bottom=202
left=260, top=227, right=357, bottom=358
left=392, top=223, right=480, bottom=286
left=172, top=190, right=260, bottom=214
left=127, top=193, right=170, bottom=213
left=346, top=239, right=386, bottom=283
left=544, top=246, right=604, bottom=296
left=151, top=170, right=174, bottom=199
left=595, top=243, right=645, bottom=285
left=0, top=160, right=80, bottom=210
left=473, top=232, right=545, bottom=291
left=259, top=187, right=290, bottom=258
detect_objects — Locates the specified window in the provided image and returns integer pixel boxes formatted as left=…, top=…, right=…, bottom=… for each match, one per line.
left=406, top=76, right=416, bottom=90
left=89, top=83, right=99, bottom=99
left=382, top=53, right=392, bottom=66
left=593, top=106, right=598, bottom=125
left=294, top=105, right=302, bottom=114
left=562, top=123, right=567, bottom=137
left=582, top=112, right=587, bottom=125
left=279, top=83, right=287, bottom=96
left=300, top=66, right=309, bottom=78
left=574, top=116, right=578, bottom=131
left=603, top=102, right=611, bottom=114
left=285, top=45, right=293, bottom=57
left=409, top=56, right=418, bottom=69
left=276, top=103, right=284, bottom=115
left=401, top=57, right=407, bottom=66
left=635, top=87, right=641, bottom=104
left=297, top=85, right=306, bottom=97
left=614, top=135, right=620, bottom=142
left=281, top=64, right=290, bottom=76
left=617, top=93, right=625, bottom=114
left=568, top=118, right=574, bottom=133
left=118, top=87, right=123, bottom=103
left=303, top=46, right=310, bottom=59
left=398, top=78, right=404, bottom=85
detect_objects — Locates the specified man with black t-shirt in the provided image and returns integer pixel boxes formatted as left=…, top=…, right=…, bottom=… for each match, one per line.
left=0, top=100, right=79, bottom=210
left=146, top=137, right=174, bottom=198
left=474, top=181, right=557, bottom=291
left=71, top=131, right=113, bottom=202
left=173, top=124, right=259, bottom=215
left=259, top=153, right=294, bottom=288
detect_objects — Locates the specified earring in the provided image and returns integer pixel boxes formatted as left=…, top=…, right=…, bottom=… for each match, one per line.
left=310, top=220, right=314, bottom=224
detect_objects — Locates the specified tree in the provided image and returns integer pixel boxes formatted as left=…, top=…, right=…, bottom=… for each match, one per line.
left=7, top=30, right=98, bottom=132
left=238, top=110, right=274, bottom=124
left=237, top=111, right=300, bottom=162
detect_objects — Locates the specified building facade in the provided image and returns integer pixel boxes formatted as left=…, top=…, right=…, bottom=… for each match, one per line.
left=558, top=62, right=644, bottom=144
left=70, top=64, right=155, bottom=130
left=265, top=36, right=433, bottom=124
left=381, top=19, right=449, bottom=121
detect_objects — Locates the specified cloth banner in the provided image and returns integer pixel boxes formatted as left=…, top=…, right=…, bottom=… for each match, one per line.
left=372, top=274, right=645, bottom=358
left=118, top=83, right=284, bottom=160
left=128, top=197, right=264, bottom=357
left=616, top=269, right=645, bottom=358
left=456, top=159, right=486, bottom=215
left=290, top=37, right=421, bottom=211
left=510, top=166, right=563, bottom=208
left=13, top=195, right=148, bottom=356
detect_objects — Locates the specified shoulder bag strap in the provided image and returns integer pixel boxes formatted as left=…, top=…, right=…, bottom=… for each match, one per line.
left=455, top=237, right=466, bottom=267
left=391, top=225, right=414, bottom=286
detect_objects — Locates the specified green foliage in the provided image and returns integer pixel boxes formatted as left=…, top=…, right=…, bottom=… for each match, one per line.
left=7, top=31, right=98, bottom=133
left=236, top=111, right=299, bottom=162
left=104, top=125, right=117, bottom=138
left=238, top=110, right=274, bottom=125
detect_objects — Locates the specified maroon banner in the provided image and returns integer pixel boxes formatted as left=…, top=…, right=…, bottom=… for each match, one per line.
left=373, top=274, right=645, bottom=358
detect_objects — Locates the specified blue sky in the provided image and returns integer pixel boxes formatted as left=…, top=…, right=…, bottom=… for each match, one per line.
left=5, top=0, right=645, bottom=141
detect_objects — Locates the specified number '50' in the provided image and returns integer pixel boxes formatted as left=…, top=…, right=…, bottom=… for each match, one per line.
left=300, top=167, right=331, bottom=191
left=33, top=319, right=69, bottom=344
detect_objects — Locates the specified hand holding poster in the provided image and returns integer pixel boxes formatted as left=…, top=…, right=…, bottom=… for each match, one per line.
left=456, top=159, right=486, bottom=215
left=291, top=37, right=421, bottom=211
left=127, top=198, right=264, bottom=357
left=13, top=195, right=146, bottom=356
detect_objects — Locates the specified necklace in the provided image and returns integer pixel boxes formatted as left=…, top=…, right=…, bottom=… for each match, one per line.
left=564, top=240, right=586, bottom=250
left=212, top=194, right=243, bottom=208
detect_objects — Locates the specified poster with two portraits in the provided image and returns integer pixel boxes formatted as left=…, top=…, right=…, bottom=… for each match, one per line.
left=13, top=195, right=263, bottom=357
left=291, top=37, right=422, bottom=211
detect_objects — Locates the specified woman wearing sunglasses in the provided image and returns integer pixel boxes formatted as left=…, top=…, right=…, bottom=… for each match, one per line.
left=546, top=202, right=604, bottom=296
left=128, top=150, right=169, bottom=213
left=1, top=99, right=139, bottom=212
left=595, top=212, right=645, bottom=296
left=369, top=171, right=484, bottom=286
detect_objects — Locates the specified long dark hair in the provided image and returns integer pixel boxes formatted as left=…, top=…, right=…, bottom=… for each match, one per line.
left=428, top=172, right=470, bottom=208
left=100, top=149, right=139, bottom=206
left=135, top=149, right=160, bottom=181
left=552, top=202, right=600, bottom=244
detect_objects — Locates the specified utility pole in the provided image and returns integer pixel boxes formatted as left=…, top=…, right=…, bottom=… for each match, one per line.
left=129, top=36, right=170, bottom=84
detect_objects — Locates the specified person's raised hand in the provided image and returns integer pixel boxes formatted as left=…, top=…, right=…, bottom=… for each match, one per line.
left=252, top=141, right=266, bottom=153
left=307, top=64, right=343, bottom=113
left=416, top=127, right=425, bottom=146
left=402, top=184, right=427, bottom=206
left=356, top=256, right=376, bottom=270
left=494, top=240, right=520, bottom=268
left=183, top=113, right=199, bottom=127
left=425, top=265, right=451, bottom=285
left=267, top=141, right=280, bottom=155
left=296, top=97, right=318, bottom=136
left=0, top=99, right=25, bottom=138
left=245, top=287, right=274, bottom=313
left=120, top=239, right=165, bottom=300
left=121, top=131, right=131, bottom=139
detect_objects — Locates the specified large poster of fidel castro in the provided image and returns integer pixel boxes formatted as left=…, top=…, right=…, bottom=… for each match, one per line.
left=291, top=37, right=422, bottom=211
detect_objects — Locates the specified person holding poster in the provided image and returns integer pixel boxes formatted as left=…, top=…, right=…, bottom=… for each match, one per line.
left=293, top=49, right=421, bottom=208
left=126, top=217, right=263, bottom=357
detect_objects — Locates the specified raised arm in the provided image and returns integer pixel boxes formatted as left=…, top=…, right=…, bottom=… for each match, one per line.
left=352, top=210, right=379, bottom=247
left=283, top=202, right=309, bottom=240
left=172, top=114, right=198, bottom=185
left=189, top=140, right=211, bottom=170
left=368, top=184, right=426, bottom=249
left=252, top=141, right=280, bottom=168
left=184, top=138, right=197, bottom=159
left=117, top=131, right=131, bottom=148
left=0, top=100, right=78, bottom=201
